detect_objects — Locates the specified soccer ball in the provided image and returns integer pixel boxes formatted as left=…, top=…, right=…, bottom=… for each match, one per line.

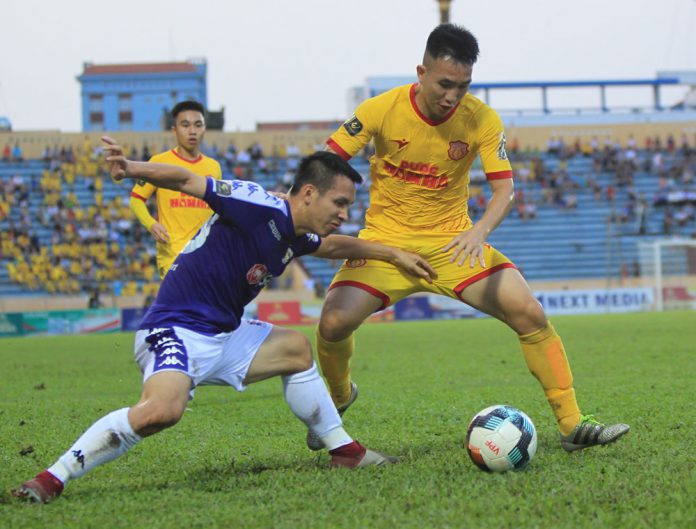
left=466, top=405, right=537, bottom=472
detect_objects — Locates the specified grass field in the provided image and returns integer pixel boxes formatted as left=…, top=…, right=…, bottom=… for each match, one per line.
left=1, top=311, right=695, bottom=529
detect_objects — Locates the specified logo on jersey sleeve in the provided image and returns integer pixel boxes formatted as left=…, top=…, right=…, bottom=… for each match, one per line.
left=343, top=115, right=363, bottom=136
left=345, top=258, right=367, bottom=268
left=216, top=181, right=232, bottom=196
left=497, top=132, right=508, bottom=160
left=448, top=140, right=469, bottom=161
left=246, top=264, right=270, bottom=285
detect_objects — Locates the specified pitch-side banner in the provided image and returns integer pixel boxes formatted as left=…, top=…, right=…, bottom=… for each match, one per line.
left=0, top=309, right=122, bottom=337
left=535, top=287, right=654, bottom=315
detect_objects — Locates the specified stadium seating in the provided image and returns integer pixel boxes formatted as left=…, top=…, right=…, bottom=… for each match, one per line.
left=0, top=144, right=694, bottom=297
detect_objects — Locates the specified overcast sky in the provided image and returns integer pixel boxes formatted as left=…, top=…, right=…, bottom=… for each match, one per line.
left=2, top=0, right=695, bottom=132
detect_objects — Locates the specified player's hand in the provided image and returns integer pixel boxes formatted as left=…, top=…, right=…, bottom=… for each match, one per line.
left=390, top=250, right=438, bottom=283
left=101, top=135, right=128, bottom=181
left=149, top=223, right=170, bottom=244
left=442, top=228, right=487, bottom=268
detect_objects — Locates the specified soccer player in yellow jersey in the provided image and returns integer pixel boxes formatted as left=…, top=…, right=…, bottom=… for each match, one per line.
left=309, top=24, right=629, bottom=453
left=130, top=100, right=222, bottom=278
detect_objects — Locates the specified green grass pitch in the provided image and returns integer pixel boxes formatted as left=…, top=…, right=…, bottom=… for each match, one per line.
left=1, top=311, right=695, bottom=528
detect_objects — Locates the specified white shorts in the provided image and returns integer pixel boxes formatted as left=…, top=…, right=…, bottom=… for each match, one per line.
left=133, top=319, right=273, bottom=392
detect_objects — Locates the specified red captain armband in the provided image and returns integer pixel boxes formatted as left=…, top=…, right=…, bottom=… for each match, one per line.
left=326, top=138, right=352, bottom=161
left=485, top=170, right=513, bottom=181
left=130, top=192, right=148, bottom=202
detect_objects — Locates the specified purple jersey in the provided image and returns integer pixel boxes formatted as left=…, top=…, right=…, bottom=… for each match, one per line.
left=139, top=178, right=322, bottom=335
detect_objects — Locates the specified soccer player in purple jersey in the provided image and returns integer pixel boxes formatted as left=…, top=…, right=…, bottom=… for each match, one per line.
left=12, top=137, right=437, bottom=504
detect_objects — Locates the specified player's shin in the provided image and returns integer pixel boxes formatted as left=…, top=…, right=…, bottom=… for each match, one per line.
left=518, top=323, right=581, bottom=436
left=282, top=362, right=353, bottom=450
left=47, top=408, right=142, bottom=484
left=315, top=328, right=354, bottom=407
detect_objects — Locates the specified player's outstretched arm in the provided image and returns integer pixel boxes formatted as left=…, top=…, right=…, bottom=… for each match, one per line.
left=313, top=234, right=437, bottom=283
left=102, top=136, right=207, bottom=199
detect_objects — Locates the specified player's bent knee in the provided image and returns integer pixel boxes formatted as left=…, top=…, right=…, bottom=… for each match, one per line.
left=525, top=298, right=547, bottom=327
left=318, top=309, right=357, bottom=342
left=509, top=297, right=547, bottom=335
left=290, top=332, right=313, bottom=372
left=130, top=400, right=186, bottom=436
left=278, top=330, right=313, bottom=373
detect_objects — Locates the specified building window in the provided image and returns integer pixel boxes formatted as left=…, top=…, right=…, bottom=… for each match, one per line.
left=89, top=111, right=104, bottom=124
left=88, top=94, right=103, bottom=112
left=118, top=111, right=133, bottom=123
left=118, top=93, right=132, bottom=111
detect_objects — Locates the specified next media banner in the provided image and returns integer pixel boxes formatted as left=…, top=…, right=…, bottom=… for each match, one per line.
left=535, top=287, right=654, bottom=315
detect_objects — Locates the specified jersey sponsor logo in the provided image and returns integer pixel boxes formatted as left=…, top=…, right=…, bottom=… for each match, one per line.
left=383, top=159, right=448, bottom=189
left=345, top=258, right=367, bottom=268
left=136, top=179, right=146, bottom=187
left=390, top=138, right=410, bottom=149
left=268, top=220, right=282, bottom=241
left=169, top=194, right=209, bottom=208
left=448, top=140, right=469, bottom=161
left=497, top=132, right=508, bottom=160
left=216, top=181, right=232, bottom=196
left=282, top=248, right=294, bottom=264
left=343, top=115, right=363, bottom=136
left=246, top=264, right=270, bottom=285
left=306, top=233, right=319, bottom=243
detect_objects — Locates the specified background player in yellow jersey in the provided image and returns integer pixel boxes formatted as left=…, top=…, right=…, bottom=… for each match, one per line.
left=130, top=100, right=222, bottom=278
left=309, top=24, right=629, bottom=454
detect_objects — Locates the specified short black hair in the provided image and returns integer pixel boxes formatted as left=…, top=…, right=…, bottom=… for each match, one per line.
left=171, top=100, right=206, bottom=120
left=290, top=151, right=362, bottom=196
left=425, top=24, right=479, bottom=65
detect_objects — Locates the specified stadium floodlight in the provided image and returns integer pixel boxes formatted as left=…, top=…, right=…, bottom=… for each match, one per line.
left=436, top=0, right=452, bottom=24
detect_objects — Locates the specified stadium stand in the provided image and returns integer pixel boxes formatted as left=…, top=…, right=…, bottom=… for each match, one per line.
left=1, top=136, right=694, bottom=298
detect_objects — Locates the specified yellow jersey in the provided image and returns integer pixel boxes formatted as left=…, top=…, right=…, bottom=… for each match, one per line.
left=327, top=83, right=512, bottom=238
left=130, top=149, right=222, bottom=273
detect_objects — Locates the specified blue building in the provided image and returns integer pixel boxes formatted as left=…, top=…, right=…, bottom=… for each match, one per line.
left=77, top=59, right=207, bottom=132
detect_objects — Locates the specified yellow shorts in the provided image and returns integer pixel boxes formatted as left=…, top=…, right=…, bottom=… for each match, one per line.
left=329, top=236, right=516, bottom=309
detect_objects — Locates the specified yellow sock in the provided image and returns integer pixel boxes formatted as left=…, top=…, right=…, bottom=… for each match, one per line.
left=315, top=328, right=354, bottom=408
left=519, top=322, right=581, bottom=436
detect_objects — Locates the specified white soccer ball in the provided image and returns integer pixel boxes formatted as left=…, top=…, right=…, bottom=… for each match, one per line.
left=466, top=404, right=537, bottom=472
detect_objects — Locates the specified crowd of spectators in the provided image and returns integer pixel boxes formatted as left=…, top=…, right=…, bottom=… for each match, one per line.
left=1, top=133, right=695, bottom=296
left=1, top=140, right=158, bottom=296
left=465, top=134, right=696, bottom=238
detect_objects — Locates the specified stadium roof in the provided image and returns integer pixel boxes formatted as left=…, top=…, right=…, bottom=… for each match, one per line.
left=81, top=62, right=199, bottom=76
